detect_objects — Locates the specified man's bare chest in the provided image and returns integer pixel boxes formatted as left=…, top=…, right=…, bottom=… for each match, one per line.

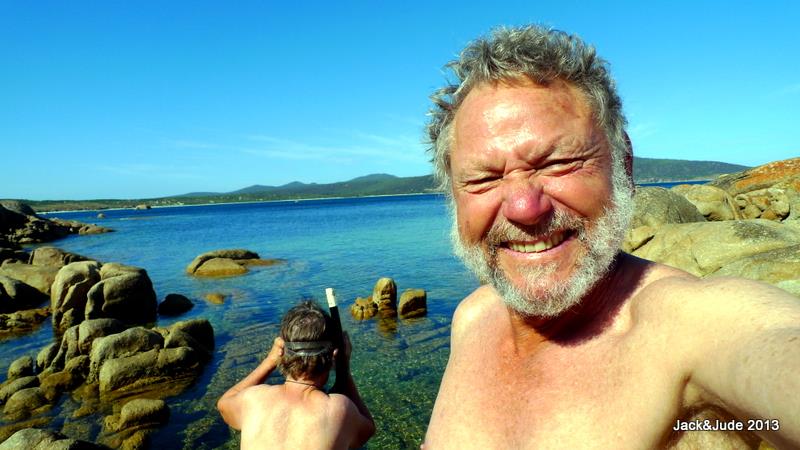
left=428, top=337, right=685, bottom=448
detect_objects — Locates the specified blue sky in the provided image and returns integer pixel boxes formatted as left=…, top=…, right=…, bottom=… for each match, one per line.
left=2, top=1, right=798, bottom=200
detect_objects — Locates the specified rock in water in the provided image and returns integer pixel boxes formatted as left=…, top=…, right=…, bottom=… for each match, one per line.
left=29, top=246, right=91, bottom=268
left=158, top=293, right=194, bottom=316
left=0, top=262, right=59, bottom=296
left=50, top=261, right=102, bottom=332
left=7, top=356, right=34, bottom=381
left=350, top=297, right=377, bottom=320
left=193, top=257, right=248, bottom=277
left=398, top=289, right=427, bottom=319
left=105, top=398, right=169, bottom=432
left=186, top=249, right=283, bottom=278
left=372, top=278, right=397, bottom=315
left=85, top=263, right=157, bottom=326
left=0, top=275, right=48, bottom=313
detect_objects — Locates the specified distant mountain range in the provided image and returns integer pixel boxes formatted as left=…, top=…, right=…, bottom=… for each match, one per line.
left=20, top=157, right=750, bottom=212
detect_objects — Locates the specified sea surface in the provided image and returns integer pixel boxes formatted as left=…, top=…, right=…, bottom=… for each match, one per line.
left=1, top=193, right=476, bottom=449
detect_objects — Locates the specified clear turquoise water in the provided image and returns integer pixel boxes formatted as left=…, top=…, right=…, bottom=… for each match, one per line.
left=1, top=194, right=477, bottom=449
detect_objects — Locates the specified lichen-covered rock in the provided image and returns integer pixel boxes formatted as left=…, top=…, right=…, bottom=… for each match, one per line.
left=631, top=220, right=800, bottom=277
left=0, top=427, right=107, bottom=450
left=168, top=319, right=214, bottom=355
left=711, top=244, right=800, bottom=297
left=36, top=343, right=59, bottom=372
left=49, top=325, right=81, bottom=372
left=105, top=398, right=169, bottom=432
left=7, top=356, right=34, bottom=381
left=78, top=318, right=126, bottom=355
left=158, top=293, right=194, bottom=316
left=99, top=346, right=201, bottom=395
left=630, top=187, right=706, bottom=229
left=85, top=263, right=157, bottom=325
left=51, top=261, right=102, bottom=332
left=39, top=355, right=90, bottom=401
left=671, top=184, right=742, bottom=221
left=0, top=275, right=48, bottom=313
left=372, top=278, right=397, bottom=314
left=0, top=307, right=49, bottom=337
left=710, top=157, right=800, bottom=222
left=0, top=262, right=58, bottom=296
left=710, top=157, right=800, bottom=196
left=398, top=289, right=427, bottom=319
left=3, top=387, right=48, bottom=418
left=0, top=376, right=39, bottom=405
left=29, top=246, right=92, bottom=268
left=89, top=328, right=164, bottom=382
left=350, top=297, right=377, bottom=320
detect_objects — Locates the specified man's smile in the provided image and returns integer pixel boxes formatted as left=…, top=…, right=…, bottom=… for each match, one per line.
left=502, top=230, right=571, bottom=254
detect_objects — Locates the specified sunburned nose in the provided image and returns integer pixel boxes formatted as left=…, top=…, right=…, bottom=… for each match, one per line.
left=500, top=180, right=553, bottom=226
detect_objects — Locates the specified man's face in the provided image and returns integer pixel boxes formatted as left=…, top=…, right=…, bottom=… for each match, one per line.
left=449, top=78, right=631, bottom=317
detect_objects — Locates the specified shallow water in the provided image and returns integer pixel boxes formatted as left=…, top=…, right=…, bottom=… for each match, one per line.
left=1, top=194, right=477, bottom=449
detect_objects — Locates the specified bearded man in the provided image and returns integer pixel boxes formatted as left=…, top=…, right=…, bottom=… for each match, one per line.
left=423, top=25, right=800, bottom=449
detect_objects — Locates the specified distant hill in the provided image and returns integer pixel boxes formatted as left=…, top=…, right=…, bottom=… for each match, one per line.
left=19, top=157, right=751, bottom=212
left=632, top=157, right=749, bottom=182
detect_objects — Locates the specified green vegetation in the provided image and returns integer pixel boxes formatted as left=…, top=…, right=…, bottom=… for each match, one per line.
left=14, top=158, right=750, bottom=213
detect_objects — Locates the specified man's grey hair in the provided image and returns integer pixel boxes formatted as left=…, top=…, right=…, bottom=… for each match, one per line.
left=426, top=25, right=629, bottom=194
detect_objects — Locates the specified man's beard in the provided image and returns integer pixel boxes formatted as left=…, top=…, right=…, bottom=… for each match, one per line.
left=450, top=171, right=634, bottom=318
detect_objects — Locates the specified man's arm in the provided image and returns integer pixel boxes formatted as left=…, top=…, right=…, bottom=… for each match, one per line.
left=331, top=332, right=375, bottom=447
left=677, top=277, right=800, bottom=448
left=216, top=337, right=284, bottom=430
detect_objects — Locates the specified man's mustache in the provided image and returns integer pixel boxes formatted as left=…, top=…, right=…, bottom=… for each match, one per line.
left=483, top=210, right=587, bottom=247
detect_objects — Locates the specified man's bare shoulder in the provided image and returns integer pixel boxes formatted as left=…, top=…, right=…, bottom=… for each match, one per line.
left=450, top=285, right=505, bottom=338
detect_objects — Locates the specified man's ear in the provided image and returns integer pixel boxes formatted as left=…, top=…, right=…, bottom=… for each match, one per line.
left=623, top=131, right=634, bottom=184
left=332, top=348, right=339, bottom=358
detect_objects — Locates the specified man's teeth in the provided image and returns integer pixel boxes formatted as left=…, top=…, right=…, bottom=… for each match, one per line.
left=508, top=232, right=565, bottom=253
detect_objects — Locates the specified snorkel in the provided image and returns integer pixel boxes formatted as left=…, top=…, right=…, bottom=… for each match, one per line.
left=326, top=288, right=347, bottom=393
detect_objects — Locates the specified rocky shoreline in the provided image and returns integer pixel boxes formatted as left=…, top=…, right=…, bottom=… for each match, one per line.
left=624, top=157, right=800, bottom=297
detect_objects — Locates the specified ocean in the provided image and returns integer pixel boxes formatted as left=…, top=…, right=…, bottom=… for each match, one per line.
left=2, top=193, right=475, bottom=449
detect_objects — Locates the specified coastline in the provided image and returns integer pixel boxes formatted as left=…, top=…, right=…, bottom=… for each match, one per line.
left=36, top=181, right=712, bottom=216
left=37, top=191, right=445, bottom=215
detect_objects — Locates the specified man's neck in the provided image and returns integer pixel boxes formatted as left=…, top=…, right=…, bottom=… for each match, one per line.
left=507, top=252, right=648, bottom=345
